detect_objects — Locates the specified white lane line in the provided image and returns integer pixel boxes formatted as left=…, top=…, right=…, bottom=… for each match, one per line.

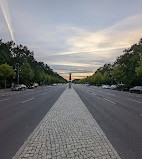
left=36, top=90, right=41, bottom=93
left=103, top=98, right=116, bottom=104
left=23, top=92, right=34, bottom=96
left=126, top=98, right=142, bottom=104
left=107, top=93, right=115, bottom=96
left=0, top=98, right=10, bottom=102
left=21, top=98, right=34, bottom=104
left=41, top=93, right=47, bottom=96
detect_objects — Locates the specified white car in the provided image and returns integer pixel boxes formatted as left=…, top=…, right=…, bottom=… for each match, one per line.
left=110, top=85, right=117, bottom=90
left=102, top=85, right=111, bottom=89
left=21, top=84, right=27, bottom=90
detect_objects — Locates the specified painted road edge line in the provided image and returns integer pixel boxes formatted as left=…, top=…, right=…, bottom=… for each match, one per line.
left=41, top=93, right=47, bottom=95
left=126, top=98, right=142, bottom=104
left=0, top=98, right=10, bottom=102
left=103, top=97, right=116, bottom=104
left=21, top=98, right=34, bottom=104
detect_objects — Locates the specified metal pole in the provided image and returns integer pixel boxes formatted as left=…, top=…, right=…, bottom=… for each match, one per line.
left=17, top=63, right=19, bottom=85
left=15, top=63, right=20, bottom=85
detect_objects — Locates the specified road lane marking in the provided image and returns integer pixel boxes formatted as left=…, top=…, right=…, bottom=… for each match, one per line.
left=1, top=94, right=6, bottom=96
left=107, top=93, right=115, bottom=96
left=0, top=98, right=10, bottom=102
left=36, top=90, right=41, bottom=92
left=126, top=98, right=142, bottom=104
left=13, top=87, right=121, bottom=159
left=103, top=98, right=116, bottom=104
left=23, top=92, right=34, bottom=96
left=41, top=93, right=47, bottom=95
left=21, top=98, right=34, bottom=104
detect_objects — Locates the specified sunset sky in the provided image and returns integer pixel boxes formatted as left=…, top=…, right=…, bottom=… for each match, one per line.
left=0, top=0, right=142, bottom=79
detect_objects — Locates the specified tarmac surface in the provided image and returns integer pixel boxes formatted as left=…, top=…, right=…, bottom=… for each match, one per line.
left=0, top=84, right=142, bottom=159
left=0, top=85, right=66, bottom=159
left=74, top=84, right=142, bottom=159
left=13, top=87, right=120, bottom=159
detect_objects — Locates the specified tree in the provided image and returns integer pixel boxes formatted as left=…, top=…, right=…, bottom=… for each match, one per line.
left=103, top=71, right=111, bottom=84
left=135, top=56, right=142, bottom=82
left=112, top=65, right=126, bottom=84
left=20, top=60, right=34, bottom=85
left=0, top=64, right=16, bottom=88
left=93, top=72, right=103, bottom=85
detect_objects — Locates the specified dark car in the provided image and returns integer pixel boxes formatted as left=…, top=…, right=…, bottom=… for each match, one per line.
left=28, top=83, right=35, bottom=89
left=129, top=86, right=142, bottom=94
left=27, top=83, right=38, bottom=89
left=116, top=84, right=129, bottom=91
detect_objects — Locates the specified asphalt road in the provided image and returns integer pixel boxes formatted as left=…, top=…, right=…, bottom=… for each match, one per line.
left=0, top=85, right=66, bottom=159
left=73, top=84, right=142, bottom=159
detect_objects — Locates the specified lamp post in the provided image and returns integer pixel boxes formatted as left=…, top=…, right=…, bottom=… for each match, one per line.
left=109, top=72, right=113, bottom=85
left=15, top=63, right=20, bottom=85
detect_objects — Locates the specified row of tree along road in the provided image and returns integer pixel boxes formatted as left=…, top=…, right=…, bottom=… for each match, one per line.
left=0, top=39, right=67, bottom=89
left=79, top=38, right=142, bottom=88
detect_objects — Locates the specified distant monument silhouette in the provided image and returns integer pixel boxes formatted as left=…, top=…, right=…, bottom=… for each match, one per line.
left=69, top=73, right=71, bottom=88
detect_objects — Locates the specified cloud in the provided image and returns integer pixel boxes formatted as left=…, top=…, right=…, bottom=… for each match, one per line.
left=54, top=14, right=142, bottom=56
left=36, top=15, right=142, bottom=78
left=50, top=64, right=95, bottom=80
left=0, top=0, right=15, bottom=42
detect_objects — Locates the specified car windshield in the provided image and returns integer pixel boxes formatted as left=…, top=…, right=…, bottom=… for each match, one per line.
left=15, top=85, right=20, bottom=87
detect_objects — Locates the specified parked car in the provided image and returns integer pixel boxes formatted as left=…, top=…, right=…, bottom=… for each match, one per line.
left=11, top=84, right=22, bottom=91
left=28, top=83, right=35, bottom=89
left=116, top=84, right=129, bottom=91
left=52, top=83, right=57, bottom=86
left=102, top=85, right=110, bottom=89
left=28, top=83, right=38, bottom=89
left=110, top=85, right=117, bottom=90
left=129, top=86, right=142, bottom=94
left=21, top=84, right=27, bottom=90
left=33, top=83, right=38, bottom=87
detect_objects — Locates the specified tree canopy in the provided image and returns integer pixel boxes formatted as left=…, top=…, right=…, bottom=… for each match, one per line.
left=0, top=39, right=66, bottom=88
left=0, top=64, right=16, bottom=88
left=79, top=38, right=142, bottom=86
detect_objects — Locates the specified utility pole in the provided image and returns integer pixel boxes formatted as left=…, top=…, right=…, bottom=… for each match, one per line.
left=15, top=63, right=20, bottom=85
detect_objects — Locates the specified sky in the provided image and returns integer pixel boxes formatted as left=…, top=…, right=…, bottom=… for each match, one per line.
left=0, top=0, right=142, bottom=80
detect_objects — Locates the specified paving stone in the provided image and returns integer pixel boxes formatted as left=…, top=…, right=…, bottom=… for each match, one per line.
left=12, top=87, right=121, bottom=159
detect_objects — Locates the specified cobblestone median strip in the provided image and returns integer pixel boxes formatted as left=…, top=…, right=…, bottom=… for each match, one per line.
left=13, top=87, right=121, bottom=159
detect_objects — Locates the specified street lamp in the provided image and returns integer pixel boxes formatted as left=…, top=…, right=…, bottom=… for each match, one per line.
left=15, top=63, right=20, bottom=85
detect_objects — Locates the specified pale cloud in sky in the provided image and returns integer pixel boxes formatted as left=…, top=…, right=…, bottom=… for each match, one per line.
left=0, top=0, right=142, bottom=79
left=0, top=0, right=15, bottom=41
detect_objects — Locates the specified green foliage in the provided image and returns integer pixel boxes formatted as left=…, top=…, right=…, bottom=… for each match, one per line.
left=135, top=56, right=142, bottom=82
left=20, top=60, right=34, bottom=85
left=112, top=65, right=126, bottom=83
left=0, top=64, right=16, bottom=88
left=0, top=39, right=66, bottom=88
left=93, top=72, right=103, bottom=85
left=103, top=71, right=111, bottom=84
left=80, top=38, right=142, bottom=86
